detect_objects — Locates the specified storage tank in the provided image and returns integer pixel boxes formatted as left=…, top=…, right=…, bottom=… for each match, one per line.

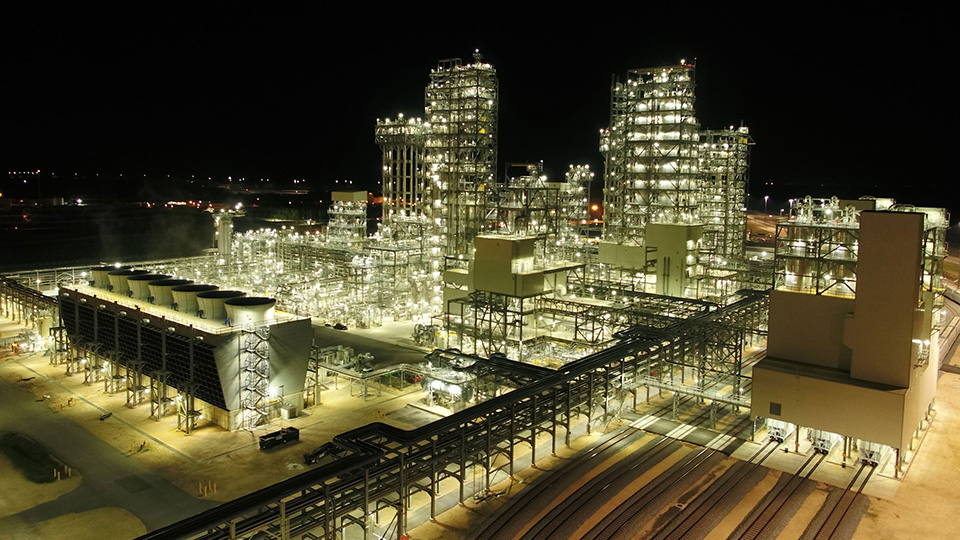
left=171, top=284, right=219, bottom=315
left=127, top=274, right=170, bottom=301
left=107, top=269, right=149, bottom=296
left=224, top=297, right=276, bottom=327
left=149, top=279, right=193, bottom=308
left=196, top=290, right=246, bottom=321
left=92, top=266, right=129, bottom=289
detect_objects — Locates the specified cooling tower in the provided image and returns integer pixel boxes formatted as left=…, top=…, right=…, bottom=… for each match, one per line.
left=107, top=269, right=149, bottom=296
left=92, top=266, right=129, bottom=289
left=224, top=297, right=276, bottom=327
left=196, top=290, right=246, bottom=321
left=127, top=274, right=170, bottom=300
left=149, top=279, right=193, bottom=308
left=171, top=284, right=219, bottom=315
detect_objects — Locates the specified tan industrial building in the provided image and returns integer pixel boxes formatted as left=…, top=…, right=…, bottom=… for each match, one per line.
left=752, top=200, right=946, bottom=468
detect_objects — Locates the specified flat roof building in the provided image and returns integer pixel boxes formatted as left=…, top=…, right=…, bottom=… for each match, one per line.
left=752, top=198, right=948, bottom=468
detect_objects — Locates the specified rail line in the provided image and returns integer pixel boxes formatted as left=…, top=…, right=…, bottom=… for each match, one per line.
left=810, top=462, right=874, bottom=540
left=475, top=402, right=722, bottom=540
left=646, top=438, right=780, bottom=540
left=582, top=415, right=766, bottom=540
left=471, top=423, right=657, bottom=540
left=520, top=407, right=720, bottom=540
left=733, top=451, right=827, bottom=540
left=521, top=437, right=681, bottom=540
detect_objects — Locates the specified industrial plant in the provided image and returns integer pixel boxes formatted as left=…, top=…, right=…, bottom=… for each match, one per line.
left=0, top=52, right=951, bottom=540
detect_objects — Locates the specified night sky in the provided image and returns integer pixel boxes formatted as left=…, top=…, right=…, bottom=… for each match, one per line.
left=5, top=6, right=954, bottom=222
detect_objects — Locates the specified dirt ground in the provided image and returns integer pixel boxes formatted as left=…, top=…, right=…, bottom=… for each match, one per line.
left=2, top=313, right=960, bottom=539
left=1, top=507, right=145, bottom=540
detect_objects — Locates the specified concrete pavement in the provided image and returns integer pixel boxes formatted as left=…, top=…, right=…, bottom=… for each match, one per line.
left=0, top=373, right=218, bottom=532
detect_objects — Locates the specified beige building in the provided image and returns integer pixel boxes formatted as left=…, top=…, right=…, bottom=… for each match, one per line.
left=751, top=203, right=946, bottom=469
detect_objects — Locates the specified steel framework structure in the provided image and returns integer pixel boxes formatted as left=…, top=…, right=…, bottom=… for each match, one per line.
left=425, top=51, right=498, bottom=256
left=699, top=127, right=753, bottom=265
left=376, top=115, right=428, bottom=225
left=137, top=289, right=768, bottom=540
left=600, top=62, right=700, bottom=246
left=774, top=197, right=860, bottom=297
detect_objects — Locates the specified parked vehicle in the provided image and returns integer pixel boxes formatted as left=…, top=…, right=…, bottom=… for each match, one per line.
left=259, top=427, right=299, bottom=450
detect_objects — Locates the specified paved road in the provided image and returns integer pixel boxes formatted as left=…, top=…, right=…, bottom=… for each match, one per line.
left=0, top=373, right=218, bottom=531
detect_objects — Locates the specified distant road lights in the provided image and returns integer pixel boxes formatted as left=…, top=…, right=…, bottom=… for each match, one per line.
left=764, top=195, right=769, bottom=214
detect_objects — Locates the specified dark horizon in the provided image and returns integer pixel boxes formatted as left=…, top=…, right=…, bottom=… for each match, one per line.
left=4, top=6, right=953, bottom=221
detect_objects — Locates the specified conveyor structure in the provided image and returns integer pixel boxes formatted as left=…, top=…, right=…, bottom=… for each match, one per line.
left=137, top=289, right=767, bottom=540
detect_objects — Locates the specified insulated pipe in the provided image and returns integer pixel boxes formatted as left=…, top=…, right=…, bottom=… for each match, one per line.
left=127, top=274, right=171, bottom=301
left=196, top=290, right=245, bottom=321
left=149, top=279, right=193, bottom=308
left=171, top=284, right=218, bottom=315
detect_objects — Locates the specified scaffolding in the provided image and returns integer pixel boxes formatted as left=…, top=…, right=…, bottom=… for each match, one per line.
left=700, top=126, right=753, bottom=265
left=376, top=115, right=428, bottom=225
left=425, top=50, right=498, bottom=256
left=601, top=62, right=700, bottom=246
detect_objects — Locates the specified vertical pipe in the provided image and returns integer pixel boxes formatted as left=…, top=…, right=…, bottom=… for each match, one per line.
left=551, top=390, right=557, bottom=455
left=430, top=439, right=437, bottom=518
left=509, top=404, right=515, bottom=478
left=485, top=414, right=492, bottom=492
left=531, top=394, right=537, bottom=466
left=587, top=374, right=594, bottom=435
left=565, top=381, right=571, bottom=447
left=280, top=500, right=289, bottom=540
left=363, top=467, right=369, bottom=540
left=459, top=426, right=466, bottom=503
left=324, top=485, right=331, bottom=540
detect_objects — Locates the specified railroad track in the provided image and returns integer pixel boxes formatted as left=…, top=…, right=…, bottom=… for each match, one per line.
left=471, top=422, right=652, bottom=540
left=475, top=401, right=722, bottom=540
left=582, top=415, right=764, bottom=540
left=520, top=436, right=682, bottom=540
left=808, top=461, right=874, bottom=540
left=520, top=407, right=720, bottom=540
left=732, top=451, right=827, bottom=540
left=646, top=436, right=779, bottom=540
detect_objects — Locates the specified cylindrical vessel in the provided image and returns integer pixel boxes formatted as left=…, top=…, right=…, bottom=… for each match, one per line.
left=92, top=266, right=129, bottom=289
left=149, top=279, right=193, bottom=307
left=196, top=290, right=246, bottom=321
left=171, top=284, right=219, bottom=315
left=107, top=269, right=149, bottom=296
left=127, top=274, right=171, bottom=300
left=224, top=297, right=276, bottom=326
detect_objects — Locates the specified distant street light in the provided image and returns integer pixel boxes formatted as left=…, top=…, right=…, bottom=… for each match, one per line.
left=764, top=195, right=769, bottom=214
